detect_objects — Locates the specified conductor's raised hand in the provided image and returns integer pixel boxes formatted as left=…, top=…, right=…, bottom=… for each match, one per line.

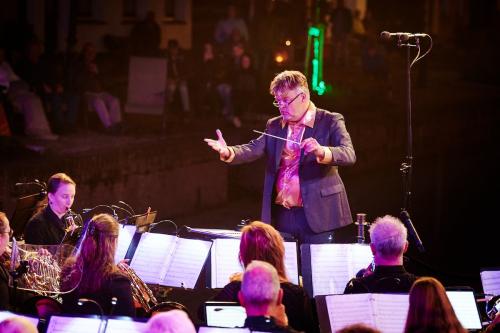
left=204, top=129, right=230, bottom=159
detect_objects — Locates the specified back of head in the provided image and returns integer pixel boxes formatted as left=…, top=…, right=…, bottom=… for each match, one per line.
left=241, top=260, right=280, bottom=308
left=0, top=317, right=38, bottom=333
left=269, top=70, right=309, bottom=96
left=337, top=323, right=381, bottom=333
left=147, top=309, right=196, bottom=333
left=369, top=215, right=407, bottom=258
left=405, top=277, right=466, bottom=333
left=68, top=213, right=120, bottom=293
left=239, top=221, right=287, bottom=281
left=0, top=211, right=8, bottom=232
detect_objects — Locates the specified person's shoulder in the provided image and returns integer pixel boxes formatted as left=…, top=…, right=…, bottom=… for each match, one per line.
left=344, top=276, right=371, bottom=294
left=317, top=108, right=344, bottom=120
left=281, top=281, right=307, bottom=294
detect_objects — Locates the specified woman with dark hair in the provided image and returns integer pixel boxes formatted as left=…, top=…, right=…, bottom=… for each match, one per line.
left=212, top=221, right=315, bottom=332
left=60, top=213, right=135, bottom=316
left=24, top=172, right=79, bottom=245
left=404, top=277, right=466, bottom=333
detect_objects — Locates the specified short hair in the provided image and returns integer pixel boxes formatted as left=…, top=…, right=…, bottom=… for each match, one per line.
left=241, top=260, right=280, bottom=307
left=337, top=323, right=381, bottom=333
left=0, top=211, right=8, bottom=233
left=369, top=215, right=407, bottom=258
left=0, top=317, right=38, bottom=333
left=404, top=277, right=466, bottom=333
left=47, top=173, right=76, bottom=194
left=147, top=309, right=196, bottom=333
left=269, top=70, right=309, bottom=96
left=239, top=221, right=287, bottom=281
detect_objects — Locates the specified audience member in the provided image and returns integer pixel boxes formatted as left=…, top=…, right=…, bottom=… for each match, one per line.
left=0, top=316, right=37, bottom=333
left=214, top=4, right=249, bottom=45
left=337, top=323, right=381, bottom=333
left=129, top=10, right=162, bottom=57
left=213, top=221, right=314, bottom=332
left=147, top=309, right=196, bottom=333
left=24, top=172, right=79, bottom=245
left=233, top=53, right=257, bottom=116
left=60, top=213, right=135, bottom=316
left=0, top=47, right=58, bottom=140
left=165, top=39, right=191, bottom=116
left=79, top=42, right=123, bottom=133
left=239, top=260, right=302, bottom=332
left=404, top=277, right=467, bottom=333
left=344, top=215, right=417, bottom=294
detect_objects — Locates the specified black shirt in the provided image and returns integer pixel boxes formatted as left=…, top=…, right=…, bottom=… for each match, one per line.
left=343, top=265, right=418, bottom=294
left=213, top=281, right=316, bottom=333
left=61, top=273, right=135, bottom=317
left=24, top=205, right=66, bottom=245
left=245, top=316, right=303, bottom=333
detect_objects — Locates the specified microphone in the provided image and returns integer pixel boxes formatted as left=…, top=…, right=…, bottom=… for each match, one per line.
left=380, top=31, right=428, bottom=42
left=109, top=297, right=118, bottom=316
left=400, top=210, right=425, bottom=252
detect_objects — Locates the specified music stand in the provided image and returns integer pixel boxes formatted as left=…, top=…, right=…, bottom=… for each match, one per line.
left=10, top=192, right=45, bottom=239
left=132, top=211, right=157, bottom=233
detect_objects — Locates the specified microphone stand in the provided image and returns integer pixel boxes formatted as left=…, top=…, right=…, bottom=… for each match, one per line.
left=394, top=34, right=432, bottom=253
left=78, top=298, right=106, bottom=333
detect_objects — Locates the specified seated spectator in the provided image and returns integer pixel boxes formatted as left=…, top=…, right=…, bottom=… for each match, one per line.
left=404, top=277, right=467, bottom=333
left=337, top=323, right=381, bottom=333
left=212, top=221, right=314, bottom=332
left=147, top=309, right=196, bottom=333
left=0, top=317, right=37, bottom=333
left=214, top=4, right=249, bottom=46
left=233, top=53, right=257, bottom=115
left=344, top=215, right=417, bottom=294
left=60, top=213, right=135, bottom=316
left=79, top=42, right=123, bottom=134
left=0, top=47, right=57, bottom=140
left=239, top=260, right=301, bottom=333
left=166, top=39, right=191, bottom=116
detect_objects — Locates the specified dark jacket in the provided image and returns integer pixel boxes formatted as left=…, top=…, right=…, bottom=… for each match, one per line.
left=344, top=265, right=418, bottom=294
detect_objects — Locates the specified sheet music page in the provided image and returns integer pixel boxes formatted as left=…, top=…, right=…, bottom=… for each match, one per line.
left=326, top=294, right=376, bottom=331
left=481, top=269, right=500, bottom=296
left=446, top=291, right=482, bottom=330
left=161, top=237, right=212, bottom=288
left=310, top=244, right=373, bottom=296
left=0, top=311, right=38, bottom=327
left=371, top=294, right=409, bottom=333
left=206, top=305, right=247, bottom=328
left=211, top=238, right=244, bottom=288
left=190, top=228, right=242, bottom=238
left=105, top=318, right=148, bottom=333
left=130, top=233, right=176, bottom=284
left=46, top=316, right=102, bottom=333
left=198, top=328, right=250, bottom=333
left=114, top=225, right=136, bottom=264
left=284, top=241, right=299, bottom=285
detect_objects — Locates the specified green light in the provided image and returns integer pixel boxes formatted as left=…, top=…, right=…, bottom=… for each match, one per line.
left=308, top=27, right=320, bottom=37
left=306, top=24, right=328, bottom=95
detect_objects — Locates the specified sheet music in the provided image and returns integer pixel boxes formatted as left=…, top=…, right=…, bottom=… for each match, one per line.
left=130, top=233, right=176, bottom=284
left=481, top=269, right=500, bottom=296
left=310, top=244, right=372, bottom=296
left=326, top=294, right=376, bottom=331
left=161, top=237, right=212, bottom=288
left=446, top=291, right=482, bottom=330
left=105, top=318, right=148, bottom=333
left=211, top=238, right=244, bottom=288
left=0, top=311, right=38, bottom=328
left=190, top=228, right=242, bottom=239
left=198, top=327, right=250, bottom=333
left=46, top=316, right=102, bottom=333
left=206, top=305, right=247, bottom=328
left=284, top=241, right=299, bottom=285
left=114, top=225, right=136, bottom=264
left=371, top=294, right=409, bottom=333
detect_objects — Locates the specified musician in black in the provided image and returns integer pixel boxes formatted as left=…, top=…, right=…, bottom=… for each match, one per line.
left=344, top=215, right=417, bottom=294
left=24, top=173, right=80, bottom=245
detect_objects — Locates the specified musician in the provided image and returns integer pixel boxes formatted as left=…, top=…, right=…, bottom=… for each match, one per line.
left=212, top=221, right=315, bottom=332
left=0, top=212, right=12, bottom=310
left=205, top=70, right=356, bottom=244
left=60, top=213, right=135, bottom=316
left=24, top=172, right=80, bottom=245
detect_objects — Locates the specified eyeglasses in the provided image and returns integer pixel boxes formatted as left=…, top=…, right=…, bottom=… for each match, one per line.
left=273, top=92, right=303, bottom=108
